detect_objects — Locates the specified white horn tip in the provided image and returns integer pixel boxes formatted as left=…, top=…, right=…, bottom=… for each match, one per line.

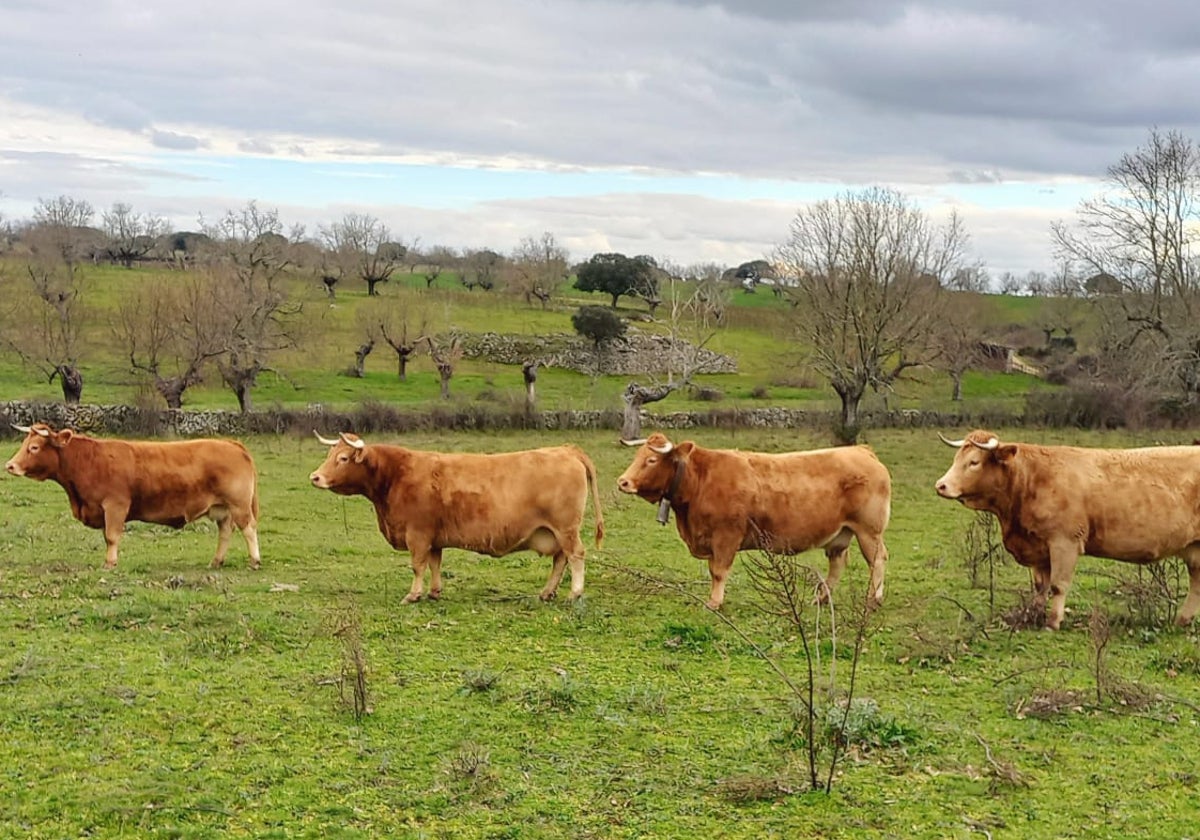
left=620, top=438, right=648, bottom=447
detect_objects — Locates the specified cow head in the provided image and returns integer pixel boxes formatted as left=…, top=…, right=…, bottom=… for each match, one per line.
left=617, top=432, right=694, bottom=503
left=934, top=429, right=1017, bottom=510
left=310, top=431, right=370, bottom=494
left=5, top=423, right=75, bottom=480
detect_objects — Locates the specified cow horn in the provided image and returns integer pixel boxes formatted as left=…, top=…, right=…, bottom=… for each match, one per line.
left=620, top=438, right=647, bottom=447
left=313, top=430, right=340, bottom=446
left=11, top=423, right=33, bottom=434
left=649, top=440, right=674, bottom=455
left=340, top=433, right=365, bottom=450
left=972, top=437, right=1000, bottom=450
left=937, top=432, right=966, bottom=448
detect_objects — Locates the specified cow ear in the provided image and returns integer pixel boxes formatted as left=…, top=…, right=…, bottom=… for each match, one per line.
left=994, top=443, right=1017, bottom=462
left=52, top=429, right=74, bottom=447
left=352, top=444, right=367, bottom=463
left=675, top=441, right=695, bottom=458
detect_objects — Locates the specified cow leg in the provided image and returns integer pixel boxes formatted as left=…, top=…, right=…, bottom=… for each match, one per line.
left=1030, top=563, right=1051, bottom=609
left=816, top=528, right=854, bottom=604
left=232, top=507, right=261, bottom=570
left=241, top=522, right=262, bottom=570
left=427, top=549, right=444, bottom=600
left=706, top=536, right=741, bottom=610
left=1177, top=545, right=1200, bottom=626
left=1045, top=539, right=1081, bottom=630
left=403, top=541, right=432, bottom=603
left=101, top=502, right=129, bottom=569
left=854, top=530, right=889, bottom=606
left=211, top=513, right=234, bottom=568
left=541, top=552, right=569, bottom=601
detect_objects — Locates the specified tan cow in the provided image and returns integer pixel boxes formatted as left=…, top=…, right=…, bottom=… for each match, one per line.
left=935, top=429, right=1200, bottom=629
left=4, top=423, right=261, bottom=569
left=617, top=432, right=891, bottom=610
left=309, top=432, right=604, bottom=602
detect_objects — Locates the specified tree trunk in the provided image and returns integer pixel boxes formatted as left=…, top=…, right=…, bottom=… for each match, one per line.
left=610, top=292, right=620, bottom=308
left=836, top=388, right=862, bottom=444
left=437, top=363, right=452, bottom=399
left=55, top=365, right=83, bottom=404
left=397, top=350, right=410, bottom=381
left=621, top=381, right=677, bottom=441
left=235, top=382, right=253, bottom=413
left=352, top=340, right=374, bottom=377
left=951, top=371, right=964, bottom=402
left=157, top=377, right=187, bottom=409
left=222, top=361, right=260, bottom=413
left=366, top=278, right=383, bottom=297
left=522, top=361, right=538, bottom=414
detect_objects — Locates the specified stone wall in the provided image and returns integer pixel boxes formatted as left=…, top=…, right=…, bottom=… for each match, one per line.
left=0, top=400, right=1010, bottom=439
left=458, top=331, right=738, bottom=375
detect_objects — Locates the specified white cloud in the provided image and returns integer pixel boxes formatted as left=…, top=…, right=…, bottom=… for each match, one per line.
left=4, top=0, right=1200, bottom=274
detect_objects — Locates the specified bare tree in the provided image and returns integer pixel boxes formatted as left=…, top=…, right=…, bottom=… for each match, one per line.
left=931, top=293, right=990, bottom=401
left=424, top=334, right=463, bottom=399
left=376, top=292, right=429, bottom=381
left=1052, top=128, right=1200, bottom=402
left=997, top=271, right=1022, bottom=296
left=3, top=259, right=88, bottom=403
left=348, top=308, right=378, bottom=378
left=461, top=248, right=503, bottom=291
left=320, top=213, right=407, bottom=297
left=102, top=202, right=168, bottom=268
left=508, top=232, right=568, bottom=309
left=200, top=202, right=304, bottom=412
left=420, top=245, right=456, bottom=289
left=31, top=195, right=97, bottom=267
left=620, top=277, right=723, bottom=441
left=773, top=187, right=970, bottom=441
left=1035, top=262, right=1088, bottom=348
left=114, top=274, right=225, bottom=407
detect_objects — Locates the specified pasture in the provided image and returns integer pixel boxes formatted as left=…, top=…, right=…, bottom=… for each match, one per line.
left=2, top=426, right=1199, bottom=838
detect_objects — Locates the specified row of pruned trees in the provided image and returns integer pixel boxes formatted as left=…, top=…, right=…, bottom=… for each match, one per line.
left=0, top=201, right=306, bottom=410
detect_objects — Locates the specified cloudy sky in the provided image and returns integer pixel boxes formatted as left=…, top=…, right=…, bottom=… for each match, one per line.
left=3, top=0, right=1200, bottom=278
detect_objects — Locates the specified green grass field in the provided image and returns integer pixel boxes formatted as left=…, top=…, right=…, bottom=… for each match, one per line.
left=3, top=426, right=1199, bottom=838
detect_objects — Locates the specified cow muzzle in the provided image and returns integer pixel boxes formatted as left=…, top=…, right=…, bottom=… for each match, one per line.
left=4, top=459, right=22, bottom=476
left=310, top=471, right=329, bottom=489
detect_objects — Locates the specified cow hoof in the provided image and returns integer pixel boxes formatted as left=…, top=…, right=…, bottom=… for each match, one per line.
left=705, top=600, right=723, bottom=611
left=428, top=589, right=442, bottom=600
left=103, top=561, right=117, bottom=571
left=210, top=559, right=226, bottom=569
left=539, top=591, right=557, bottom=602
left=1176, top=614, right=1194, bottom=627
left=402, top=593, right=422, bottom=604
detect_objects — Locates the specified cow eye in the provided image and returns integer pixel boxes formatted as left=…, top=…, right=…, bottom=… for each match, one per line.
left=646, top=456, right=658, bottom=466
left=337, top=454, right=349, bottom=464
left=29, top=444, right=39, bottom=453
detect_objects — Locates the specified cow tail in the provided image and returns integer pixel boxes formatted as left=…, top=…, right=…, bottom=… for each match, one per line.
left=577, top=448, right=605, bottom=549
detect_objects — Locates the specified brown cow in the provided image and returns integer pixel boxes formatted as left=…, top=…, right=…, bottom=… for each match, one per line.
left=309, top=432, right=604, bottom=602
left=617, top=432, right=891, bottom=610
left=4, top=423, right=261, bottom=569
left=935, top=429, right=1200, bottom=629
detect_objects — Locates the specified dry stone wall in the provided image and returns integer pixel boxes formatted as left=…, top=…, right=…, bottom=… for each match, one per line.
left=0, top=400, right=1004, bottom=439
left=458, top=331, right=738, bottom=375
